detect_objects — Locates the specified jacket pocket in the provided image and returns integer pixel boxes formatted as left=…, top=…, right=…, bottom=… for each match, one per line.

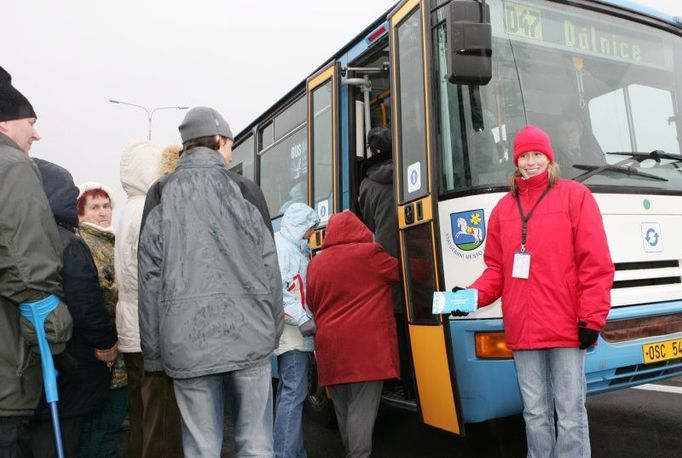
left=16, top=334, right=36, bottom=377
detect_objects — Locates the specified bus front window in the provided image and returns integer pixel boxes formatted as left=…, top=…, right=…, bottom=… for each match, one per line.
left=435, top=0, right=682, bottom=194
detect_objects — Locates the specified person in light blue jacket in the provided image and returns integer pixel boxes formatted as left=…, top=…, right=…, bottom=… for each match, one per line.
left=273, top=203, right=320, bottom=458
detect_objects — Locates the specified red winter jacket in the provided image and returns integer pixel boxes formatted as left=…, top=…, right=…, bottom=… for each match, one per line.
left=470, top=171, right=614, bottom=350
left=307, top=211, right=401, bottom=386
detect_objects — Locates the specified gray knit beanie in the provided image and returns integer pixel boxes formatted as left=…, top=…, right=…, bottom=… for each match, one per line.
left=178, top=106, right=233, bottom=143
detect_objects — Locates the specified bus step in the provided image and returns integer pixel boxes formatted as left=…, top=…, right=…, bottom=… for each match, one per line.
left=382, top=384, right=417, bottom=408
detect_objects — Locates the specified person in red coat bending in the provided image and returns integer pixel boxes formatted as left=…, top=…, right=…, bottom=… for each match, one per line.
left=462, top=125, right=614, bottom=458
left=307, top=210, right=400, bottom=458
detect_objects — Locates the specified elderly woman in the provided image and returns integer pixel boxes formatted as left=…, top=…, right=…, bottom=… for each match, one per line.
left=76, top=182, right=127, bottom=458
left=307, top=211, right=401, bottom=458
left=464, top=125, right=614, bottom=457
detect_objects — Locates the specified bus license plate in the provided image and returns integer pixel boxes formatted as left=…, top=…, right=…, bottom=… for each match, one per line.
left=642, top=338, right=682, bottom=364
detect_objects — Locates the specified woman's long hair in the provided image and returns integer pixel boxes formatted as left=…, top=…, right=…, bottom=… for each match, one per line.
left=509, top=161, right=561, bottom=194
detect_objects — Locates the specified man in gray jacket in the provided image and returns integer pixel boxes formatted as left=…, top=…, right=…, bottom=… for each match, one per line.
left=0, top=66, right=73, bottom=457
left=138, top=106, right=283, bottom=458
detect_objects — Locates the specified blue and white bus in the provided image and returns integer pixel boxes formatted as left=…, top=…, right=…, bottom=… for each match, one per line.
left=231, top=0, right=682, bottom=435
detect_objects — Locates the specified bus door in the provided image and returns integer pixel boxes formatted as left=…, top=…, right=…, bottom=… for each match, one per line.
left=389, top=0, right=464, bottom=435
left=306, top=62, right=340, bottom=250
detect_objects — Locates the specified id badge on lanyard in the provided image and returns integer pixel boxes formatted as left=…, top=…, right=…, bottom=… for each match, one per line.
left=513, top=185, right=551, bottom=280
left=512, top=250, right=531, bottom=279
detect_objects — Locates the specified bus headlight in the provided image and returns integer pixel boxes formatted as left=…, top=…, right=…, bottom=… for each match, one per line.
left=475, top=332, right=513, bottom=359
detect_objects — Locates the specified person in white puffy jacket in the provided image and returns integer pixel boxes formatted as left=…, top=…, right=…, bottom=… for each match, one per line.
left=273, top=203, right=319, bottom=458
left=115, top=141, right=183, bottom=458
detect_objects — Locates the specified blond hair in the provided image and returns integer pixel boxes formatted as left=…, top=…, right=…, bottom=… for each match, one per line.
left=509, top=162, right=561, bottom=194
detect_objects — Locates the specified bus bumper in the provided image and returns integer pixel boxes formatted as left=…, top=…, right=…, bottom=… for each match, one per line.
left=448, top=299, right=682, bottom=424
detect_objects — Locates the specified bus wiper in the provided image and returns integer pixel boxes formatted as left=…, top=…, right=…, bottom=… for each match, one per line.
left=607, top=150, right=682, bottom=163
left=572, top=159, right=668, bottom=183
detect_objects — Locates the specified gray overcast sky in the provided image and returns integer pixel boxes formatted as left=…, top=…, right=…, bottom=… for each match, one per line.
left=2, top=0, right=680, bottom=223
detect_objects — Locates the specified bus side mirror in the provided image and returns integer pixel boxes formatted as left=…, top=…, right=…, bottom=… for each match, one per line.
left=446, top=0, right=492, bottom=86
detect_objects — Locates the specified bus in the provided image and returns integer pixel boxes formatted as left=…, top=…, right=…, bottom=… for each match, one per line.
left=230, top=0, right=682, bottom=435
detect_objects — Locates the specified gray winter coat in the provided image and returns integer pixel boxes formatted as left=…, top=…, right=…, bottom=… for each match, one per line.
left=0, top=133, right=72, bottom=416
left=138, top=147, right=283, bottom=378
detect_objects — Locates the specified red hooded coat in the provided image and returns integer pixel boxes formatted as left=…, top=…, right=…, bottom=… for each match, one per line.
left=307, top=211, right=401, bottom=386
left=470, top=171, right=614, bottom=350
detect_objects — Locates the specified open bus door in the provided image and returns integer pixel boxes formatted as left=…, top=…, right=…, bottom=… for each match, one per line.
left=303, top=63, right=340, bottom=425
left=307, top=62, right=340, bottom=249
left=389, top=0, right=464, bottom=435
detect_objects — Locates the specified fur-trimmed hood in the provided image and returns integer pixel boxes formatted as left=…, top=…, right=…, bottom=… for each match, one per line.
left=159, top=144, right=182, bottom=176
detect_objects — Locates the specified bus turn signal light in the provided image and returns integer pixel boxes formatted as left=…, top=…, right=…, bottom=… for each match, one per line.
left=475, top=332, right=513, bottom=359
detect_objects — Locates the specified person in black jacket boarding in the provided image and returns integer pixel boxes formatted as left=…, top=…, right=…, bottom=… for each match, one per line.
left=358, top=126, right=414, bottom=399
left=138, top=106, right=283, bottom=458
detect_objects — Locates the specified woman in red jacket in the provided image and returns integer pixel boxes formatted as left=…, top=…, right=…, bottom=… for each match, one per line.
left=467, top=125, right=614, bottom=458
left=307, top=211, right=400, bottom=458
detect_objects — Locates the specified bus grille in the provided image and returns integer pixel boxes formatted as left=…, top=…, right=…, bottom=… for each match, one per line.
left=612, top=260, right=681, bottom=289
left=602, top=313, right=682, bottom=343
left=607, top=359, right=682, bottom=386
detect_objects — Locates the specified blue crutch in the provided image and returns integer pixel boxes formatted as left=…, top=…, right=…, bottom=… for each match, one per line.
left=19, top=294, right=65, bottom=458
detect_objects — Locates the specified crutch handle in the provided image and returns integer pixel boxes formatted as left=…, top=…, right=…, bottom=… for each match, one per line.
left=19, top=294, right=61, bottom=403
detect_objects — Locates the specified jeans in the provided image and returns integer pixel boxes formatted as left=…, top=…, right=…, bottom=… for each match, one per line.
left=513, top=348, right=590, bottom=458
left=274, top=351, right=310, bottom=458
left=173, top=359, right=274, bottom=458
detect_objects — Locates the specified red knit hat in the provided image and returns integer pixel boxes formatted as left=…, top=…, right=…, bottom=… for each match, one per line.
left=513, top=125, right=554, bottom=165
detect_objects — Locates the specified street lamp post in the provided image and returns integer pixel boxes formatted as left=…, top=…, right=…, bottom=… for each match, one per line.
left=109, top=99, right=189, bottom=140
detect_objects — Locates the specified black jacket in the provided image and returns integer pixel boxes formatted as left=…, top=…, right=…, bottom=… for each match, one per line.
left=34, top=158, right=118, bottom=419
left=358, top=152, right=405, bottom=314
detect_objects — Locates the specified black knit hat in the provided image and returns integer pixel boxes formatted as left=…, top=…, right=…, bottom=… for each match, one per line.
left=0, top=66, right=36, bottom=122
left=367, top=127, right=392, bottom=156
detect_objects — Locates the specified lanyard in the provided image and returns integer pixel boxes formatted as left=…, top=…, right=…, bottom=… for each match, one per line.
left=514, top=185, right=551, bottom=251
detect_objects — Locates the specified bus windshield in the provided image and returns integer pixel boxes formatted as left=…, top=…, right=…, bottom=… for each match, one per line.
left=435, top=0, right=682, bottom=193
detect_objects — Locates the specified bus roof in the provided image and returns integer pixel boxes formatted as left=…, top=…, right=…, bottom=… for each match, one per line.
left=233, top=0, right=681, bottom=145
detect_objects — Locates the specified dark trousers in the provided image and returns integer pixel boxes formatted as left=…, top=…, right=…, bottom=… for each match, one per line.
left=0, top=416, right=31, bottom=458
left=79, top=387, right=128, bottom=458
left=328, top=381, right=383, bottom=458
left=123, top=353, right=143, bottom=458
left=30, top=415, right=84, bottom=458
left=141, top=371, right=183, bottom=457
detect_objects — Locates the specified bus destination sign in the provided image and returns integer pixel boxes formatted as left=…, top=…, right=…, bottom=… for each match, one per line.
left=501, top=0, right=671, bottom=70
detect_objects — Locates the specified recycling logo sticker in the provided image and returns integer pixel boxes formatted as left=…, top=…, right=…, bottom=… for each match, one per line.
left=641, top=222, right=663, bottom=253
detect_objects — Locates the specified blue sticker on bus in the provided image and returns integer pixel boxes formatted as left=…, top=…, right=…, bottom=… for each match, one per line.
left=450, top=209, right=486, bottom=251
